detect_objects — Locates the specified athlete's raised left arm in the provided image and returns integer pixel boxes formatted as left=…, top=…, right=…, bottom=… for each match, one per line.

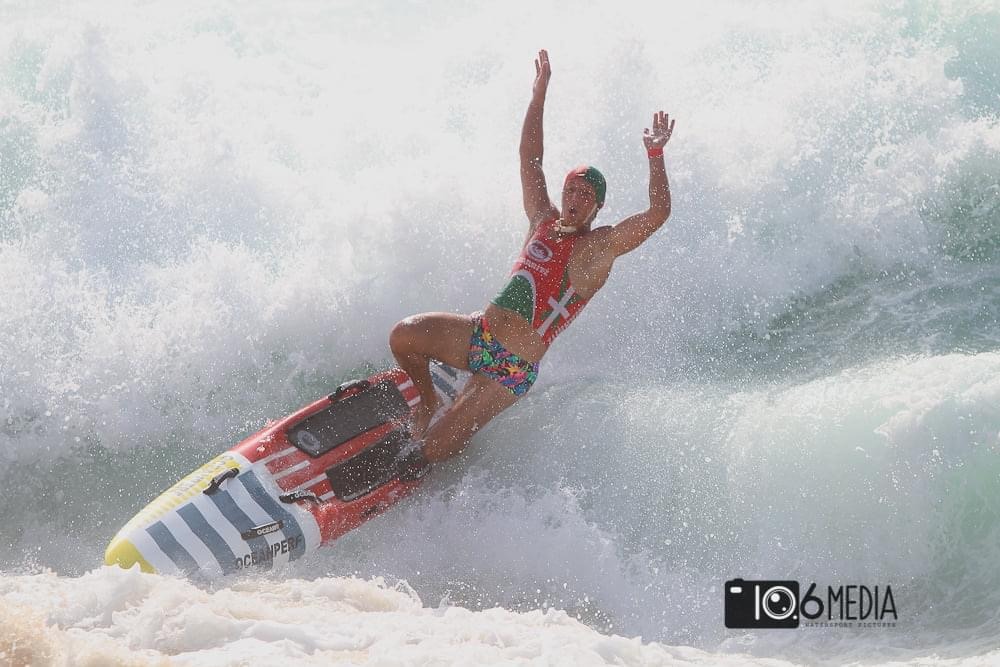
left=607, top=111, right=675, bottom=257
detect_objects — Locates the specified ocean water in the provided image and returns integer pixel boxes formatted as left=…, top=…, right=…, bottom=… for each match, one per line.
left=2, top=0, right=1000, bottom=664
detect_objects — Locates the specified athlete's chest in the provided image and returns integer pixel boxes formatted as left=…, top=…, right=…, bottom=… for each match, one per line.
left=526, top=230, right=614, bottom=299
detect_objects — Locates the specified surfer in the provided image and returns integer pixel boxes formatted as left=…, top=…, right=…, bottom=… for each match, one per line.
left=389, top=49, right=674, bottom=475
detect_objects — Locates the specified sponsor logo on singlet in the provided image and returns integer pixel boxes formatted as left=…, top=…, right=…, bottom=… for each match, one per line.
left=521, top=258, right=550, bottom=276
left=526, top=240, right=553, bottom=262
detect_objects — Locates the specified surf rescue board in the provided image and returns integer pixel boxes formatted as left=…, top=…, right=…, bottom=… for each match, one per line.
left=105, top=361, right=467, bottom=577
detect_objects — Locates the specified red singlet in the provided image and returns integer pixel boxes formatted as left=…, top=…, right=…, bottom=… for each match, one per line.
left=490, top=218, right=591, bottom=345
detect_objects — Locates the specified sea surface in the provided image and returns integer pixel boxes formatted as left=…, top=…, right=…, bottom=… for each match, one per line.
left=2, top=1, right=1000, bottom=665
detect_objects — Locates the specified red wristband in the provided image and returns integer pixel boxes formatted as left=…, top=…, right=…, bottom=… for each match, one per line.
left=647, top=147, right=664, bottom=158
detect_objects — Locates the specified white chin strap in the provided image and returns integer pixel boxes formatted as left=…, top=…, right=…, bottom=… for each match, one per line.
left=555, top=203, right=599, bottom=234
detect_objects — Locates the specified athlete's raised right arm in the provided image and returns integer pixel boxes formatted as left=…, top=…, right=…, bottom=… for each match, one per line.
left=520, top=50, right=558, bottom=231
left=606, top=111, right=675, bottom=257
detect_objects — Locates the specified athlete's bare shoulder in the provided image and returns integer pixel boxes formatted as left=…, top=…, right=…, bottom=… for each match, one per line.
left=580, top=225, right=617, bottom=255
left=587, top=225, right=614, bottom=237
left=571, top=225, right=616, bottom=273
left=567, top=226, right=616, bottom=297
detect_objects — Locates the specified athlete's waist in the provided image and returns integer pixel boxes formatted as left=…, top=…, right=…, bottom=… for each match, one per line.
left=482, top=304, right=549, bottom=361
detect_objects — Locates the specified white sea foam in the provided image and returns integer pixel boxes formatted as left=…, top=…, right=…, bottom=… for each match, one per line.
left=0, top=567, right=792, bottom=666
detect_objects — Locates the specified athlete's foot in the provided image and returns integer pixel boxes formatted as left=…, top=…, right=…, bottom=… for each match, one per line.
left=395, top=443, right=430, bottom=482
left=410, top=396, right=439, bottom=440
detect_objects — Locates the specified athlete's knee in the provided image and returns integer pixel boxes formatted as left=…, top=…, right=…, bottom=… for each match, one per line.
left=389, top=316, right=421, bottom=355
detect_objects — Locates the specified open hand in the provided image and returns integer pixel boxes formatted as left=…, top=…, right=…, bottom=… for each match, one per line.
left=533, top=49, right=551, bottom=98
left=643, top=111, right=675, bottom=150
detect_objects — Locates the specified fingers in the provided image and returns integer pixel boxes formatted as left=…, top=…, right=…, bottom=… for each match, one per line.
left=535, top=49, right=550, bottom=76
left=642, top=111, right=675, bottom=149
left=649, top=111, right=674, bottom=134
left=534, top=50, right=550, bottom=81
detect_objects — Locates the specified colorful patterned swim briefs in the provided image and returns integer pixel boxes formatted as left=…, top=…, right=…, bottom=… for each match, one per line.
left=467, top=314, right=539, bottom=396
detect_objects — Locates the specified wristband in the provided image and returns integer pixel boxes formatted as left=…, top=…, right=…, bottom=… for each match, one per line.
left=647, top=147, right=664, bottom=158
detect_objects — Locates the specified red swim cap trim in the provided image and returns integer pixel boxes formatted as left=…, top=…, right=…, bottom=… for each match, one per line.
left=564, top=165, right=606, bottom=207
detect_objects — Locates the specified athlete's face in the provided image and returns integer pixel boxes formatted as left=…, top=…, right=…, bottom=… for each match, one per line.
left=561, top=177, right=599, bottom=226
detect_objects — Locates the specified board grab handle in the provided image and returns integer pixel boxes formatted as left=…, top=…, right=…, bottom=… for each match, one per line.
left=203, top=467, right=239, bottom=495
left=330, top=379, right=371, bottom=402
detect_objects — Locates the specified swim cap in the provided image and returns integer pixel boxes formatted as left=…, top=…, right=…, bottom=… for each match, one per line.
left=564, top=165, right=606, bottom=207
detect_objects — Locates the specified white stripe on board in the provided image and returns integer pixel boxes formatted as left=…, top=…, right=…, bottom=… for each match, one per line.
left=291, top=473, right=328, bottom=493
left=272, top=459, right=310, bottom=480
left=397, top=379, right=414, bottom=391
left=191, top=494, right=252, bottom=558
left=249, top=467, right=322, bottom=552
left=225, top=479, right=293, bottom=564
left=129, top=527, right=180, bottom=576
left=257, top=447, right=297, bottom=467
left=159, top=510, right=224, bottom=578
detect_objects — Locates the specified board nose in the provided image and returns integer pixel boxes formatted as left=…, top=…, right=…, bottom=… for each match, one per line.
left=104, top=536, right=156, bottom=573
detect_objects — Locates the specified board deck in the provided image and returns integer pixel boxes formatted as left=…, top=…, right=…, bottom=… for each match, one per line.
left=105, top=362, right=468, bottom=577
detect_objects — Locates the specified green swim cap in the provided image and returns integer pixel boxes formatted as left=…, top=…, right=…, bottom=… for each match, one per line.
left=565, top=165, right=607, bottom=207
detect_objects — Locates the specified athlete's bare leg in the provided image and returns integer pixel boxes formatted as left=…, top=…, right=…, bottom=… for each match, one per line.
left=419, top=373, right=521, bottom=462
left=389, top=312, right=475, bottom=438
